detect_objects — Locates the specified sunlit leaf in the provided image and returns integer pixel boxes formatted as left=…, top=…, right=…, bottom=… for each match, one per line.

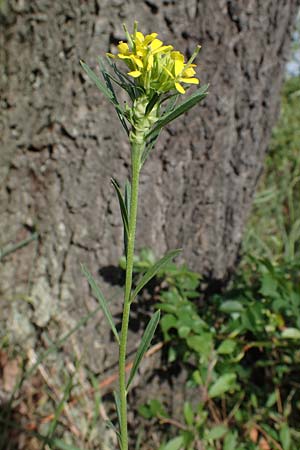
left=127, top=310, right=160, bottom=389
left=130, top=249, right=181, bottom=302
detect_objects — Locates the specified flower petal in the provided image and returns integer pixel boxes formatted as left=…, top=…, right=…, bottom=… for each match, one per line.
left=175, top=82, right=185, bottom=94
left=150, top=39, right=163, bottom=51
left=174, top=59, right=184, bottom=77
left=127, top=70, right=142, bottom=78
left=180, top=77, right=199, bottom=84
left=152, top=44, right=173, bottom=55
left=144, top=33, right=158, bottom=45
left=118, top=42, right=129, bottom=55
left=130, top=55, right=143, bottom=68
left=135, top=32, right=145, bottom=43
left=147, top=53, right=154, bottom=70
left=182, top=67, right=196, bottom=77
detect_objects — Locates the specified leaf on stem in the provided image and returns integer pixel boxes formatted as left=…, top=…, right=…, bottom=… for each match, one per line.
left=130, top=249, right=181, bottom=303
left=126, top=310, right=161, bottom=389
left=113, top=390, right=122, bottom=445
left=80, top=60, right=126, bottom=124
left=98, top=57, right=129, bottom=134
left=111, top=178, right=129, bottom=254
left=81, top=264, right=120, bottom=344
left=146, top=84, right=209, bottom=141
left=124, top=180, right=131, bottom=219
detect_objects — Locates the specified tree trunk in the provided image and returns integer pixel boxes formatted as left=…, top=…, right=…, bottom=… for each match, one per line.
left=0, top=0, right=299, bottom=368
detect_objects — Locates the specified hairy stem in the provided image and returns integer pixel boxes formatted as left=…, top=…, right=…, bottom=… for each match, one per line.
left=119, top=141, right=142, bottom=450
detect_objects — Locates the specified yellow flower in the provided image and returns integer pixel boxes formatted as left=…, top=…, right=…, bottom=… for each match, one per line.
left=107, top=22, right=200, bottom=95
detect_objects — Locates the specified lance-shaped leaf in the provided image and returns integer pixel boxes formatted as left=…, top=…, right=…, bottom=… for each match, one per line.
left=113, top=390, right=122, bottom=428
left=81, top=264, right=120, bottom=344
left=146, top=84, right=209, bottom=141
left=111, top=178, right=129, bottom=254
left=105, top=56, right=140, bottom=101
left=98, top=57, right=129, bottom=134
left=130, top=249, right=181, bottom=303
left=127, top=310, right=160, bottom=389
left=80, top=60, right=125, bottom=119
left=124, top=180, right=131, bottom=219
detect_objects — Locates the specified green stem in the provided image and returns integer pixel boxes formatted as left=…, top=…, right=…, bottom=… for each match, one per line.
left=119, top=140, right=142, bottom=450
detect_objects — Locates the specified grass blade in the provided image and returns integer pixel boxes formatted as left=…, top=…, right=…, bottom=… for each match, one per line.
left=130, top=249, right=181, bottom=302
left=127, top=310, right=161, bottom=389
left=81, top=264, right=120, bottom=344
left=45, top=376, right=74, bottom=445
left=51, top=439, right=86, bottom=450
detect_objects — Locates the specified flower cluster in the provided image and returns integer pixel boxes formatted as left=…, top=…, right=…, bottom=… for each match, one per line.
left=107, top=23, right=200, bottom=95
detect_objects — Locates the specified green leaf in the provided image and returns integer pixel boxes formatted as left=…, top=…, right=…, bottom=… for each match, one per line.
left=186, top=333, right=213, bottom=358
left=281, top=327, right=300, bottom=339
left=217, top=339, right=237, bottom=354
left=80, top=60, right=114, bottom=103
left=148, top=399, right=168, bottom=418
left=113, top=390, right=122, bottom=431
left=280, top=424, right=291, bottom=450
left=159, top=436, right=184, bottom=450
left=130, top=249, right=181, bottom=302
left=98, top=57, right=129, bottom=134
left=81, top=264, right=120, bottom=344
left=47, top=376, right=73, bottom=441
left=206, top=425, right=228, bottom=440
left=111, top=178, right=129, bottom=254
left=127, top=310, right=160, bottom=389
left=208, top=373, right=237, bottom=398
left=146, top=84, right=208, bottom=140
left=160, top=313, right=177, bottom=340
left=183, top=402, right=194, bottom=426
left=223, top=431, right=238, bottom=450
left=219, top=300, right=244, bottom=313
left=125, top=179, right=131, bottom=219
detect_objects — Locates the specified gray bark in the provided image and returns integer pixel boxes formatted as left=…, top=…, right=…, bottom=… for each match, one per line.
left=0, top=0, right=299, bottom=369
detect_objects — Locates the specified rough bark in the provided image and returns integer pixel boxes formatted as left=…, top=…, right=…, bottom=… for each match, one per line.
left=0, top=0, right=299, bottom=370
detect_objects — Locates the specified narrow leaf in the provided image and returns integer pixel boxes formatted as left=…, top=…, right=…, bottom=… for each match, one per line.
left=146, top=84, right=208, bottom=140
left=130, top=249, right=181, bottom=302
left=113, top=390, right=122, bottom=430
left=127, top=310, right=161, bottom=389
left=125, top=180, right=131, bottom=219
left=80, top=60, right=114, bottom=101
left=80, top=60, right=124, bottom=117
left=111, top=178, right=129, bottom=238
left=81, top=264, right=120, bottom=344
left=98, top=57, right=129, bottom=134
